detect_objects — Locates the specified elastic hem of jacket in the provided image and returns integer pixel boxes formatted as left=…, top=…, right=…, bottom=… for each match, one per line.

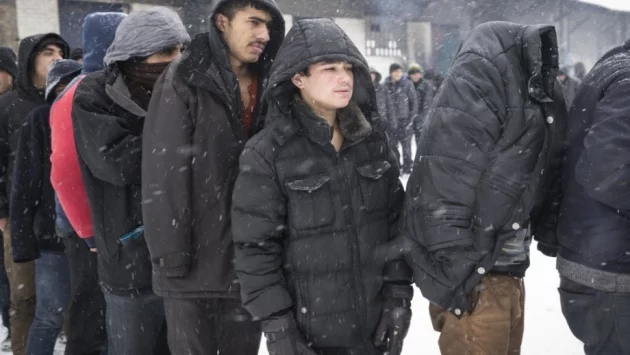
left=558, top=247, right=630, bottom=274
left=382, top=283, right=414, bottom=300
left=488, top=266, right=527, bottom=278
left=12, top=249, right=40, bottom=263
left=557, top=254, right=630, bottom=293
left=152, top=288, right=241, bottom=300
left=0, top=208, right=8, bottom=220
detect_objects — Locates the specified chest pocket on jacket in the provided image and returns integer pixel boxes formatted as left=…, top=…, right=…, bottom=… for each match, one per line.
left=357, top=161, right=391, bottom=213
left=285, top=175, right=334, bottom=231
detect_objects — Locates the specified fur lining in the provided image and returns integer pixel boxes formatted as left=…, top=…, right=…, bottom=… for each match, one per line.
left=338, top=101, right=372, bottom=141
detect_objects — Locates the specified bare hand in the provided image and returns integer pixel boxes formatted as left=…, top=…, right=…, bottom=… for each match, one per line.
left=0, top=218, right=8, bottom=233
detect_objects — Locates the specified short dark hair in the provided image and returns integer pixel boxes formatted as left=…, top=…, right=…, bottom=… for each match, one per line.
left=215, top=0, right=271, bottom=21
left=389, top=63, right=403, bottom=74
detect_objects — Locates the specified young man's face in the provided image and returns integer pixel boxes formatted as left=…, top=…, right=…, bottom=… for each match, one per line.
left=216, top=6, right=272, bottom=65
left=370, top=72, right=376, bottom=82
left=390, top=69, right=403, bottom=82
left=34, top=45, right=64, bottom=83
left=0, top=70, right=13, bottom=95
left=409, top=72, right=422, bottom=83
left=292, top=61, right=354, bottom=111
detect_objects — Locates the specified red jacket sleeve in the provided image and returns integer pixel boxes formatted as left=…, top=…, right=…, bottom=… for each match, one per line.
left=50, top=77, right=94, bottom=239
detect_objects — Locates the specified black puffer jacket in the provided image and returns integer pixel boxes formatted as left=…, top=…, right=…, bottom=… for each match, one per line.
left=232, top=18, right=412, bottom=352
left=384, top=76, right=418, bottom=129
left=404, top=21, right=567, bottom=314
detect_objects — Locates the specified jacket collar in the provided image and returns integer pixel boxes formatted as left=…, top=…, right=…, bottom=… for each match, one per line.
left=104, top=66, right=146, bottom=117
left=291, top=97, right=372, bottom=149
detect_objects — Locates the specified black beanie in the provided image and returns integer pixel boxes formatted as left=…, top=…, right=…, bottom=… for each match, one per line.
left=389, top=63, right=403, bottom=73
left=0, top=47, right=17, bottom=79
left=35, top=37, right=67, bottom=58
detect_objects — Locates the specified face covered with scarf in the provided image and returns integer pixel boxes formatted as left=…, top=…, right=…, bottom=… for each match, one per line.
left=104, top=6, right=190, bottom=110
left=120, top=45, right=183, bottom=110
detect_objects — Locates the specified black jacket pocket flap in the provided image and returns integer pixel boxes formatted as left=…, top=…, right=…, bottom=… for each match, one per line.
left=357, top=161, right=392, bottom=180
left=286, top=175, right=330, bottom=192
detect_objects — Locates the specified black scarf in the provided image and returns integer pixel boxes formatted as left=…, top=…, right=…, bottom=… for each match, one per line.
left=119, top=60, right=170, bottom=110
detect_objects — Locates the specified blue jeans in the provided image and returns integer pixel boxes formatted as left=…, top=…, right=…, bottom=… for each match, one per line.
left=103, top=290, right=166, bottom=355
left=560, top=277, right=630, bottom=355
left=25, top=251, right=70, bottom=355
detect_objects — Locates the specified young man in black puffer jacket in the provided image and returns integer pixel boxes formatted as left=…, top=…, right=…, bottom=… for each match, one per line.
left=232, top=18, right=413, bottom=355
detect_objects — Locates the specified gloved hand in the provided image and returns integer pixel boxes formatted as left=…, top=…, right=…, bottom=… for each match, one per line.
left=262, top=312, right=318, bottom=355
left=374, top=285, right=413, bottom=355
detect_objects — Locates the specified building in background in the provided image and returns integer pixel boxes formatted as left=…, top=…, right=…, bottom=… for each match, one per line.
left=0, top=0, right=628, bottom=76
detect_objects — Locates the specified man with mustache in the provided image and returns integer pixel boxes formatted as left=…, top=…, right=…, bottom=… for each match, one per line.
left=142, top=0, right=285, bottom=353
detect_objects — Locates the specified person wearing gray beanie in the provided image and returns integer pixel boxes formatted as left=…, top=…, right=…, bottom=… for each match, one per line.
left=71, top=7, right=189, bottom=355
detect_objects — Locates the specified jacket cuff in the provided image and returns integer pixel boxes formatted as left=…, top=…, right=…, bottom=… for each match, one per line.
left=537, top=242, right=558, bottom=257
left=382, top=283, right=414, bottom=301
left=12, top=247, right=40, bottom=263
left=245, top=285, right=294, bottom=321
left=84, top=237, right=96, bottom=249
left=153, top=252, right=191, bottom=278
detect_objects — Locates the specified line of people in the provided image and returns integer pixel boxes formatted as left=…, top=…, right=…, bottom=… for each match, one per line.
left=0, top=1, right=626, bottom=355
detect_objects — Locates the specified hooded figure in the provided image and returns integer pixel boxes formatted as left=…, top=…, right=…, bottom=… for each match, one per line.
left=370, top=67, right=396, bottom=140
left=49, top=12, right=126, bottom=355
left=0, top=47, right=17, bottom=95
left=557, top=66, right=581, bottom=108
left=142, top=0, right=285, bottom=353
left=404, top=21, right=568, bottom=354
left=0, top=32, right=68, bottom=355
left=9, top=59, right=81, bottom=354
left=51, top=11, right=127, bottom=242
left=71, top=7, right=189, bottom=355
left=231, top=18, right=413, bottom=355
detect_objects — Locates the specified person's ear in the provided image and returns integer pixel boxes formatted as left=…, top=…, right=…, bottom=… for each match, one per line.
left=216, top=14, right=228, bottom=32
left=291, top=73, right=305, bottom=89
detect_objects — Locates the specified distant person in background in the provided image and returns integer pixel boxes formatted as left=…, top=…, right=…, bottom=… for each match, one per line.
left=385, top=63, right=418, bottom=173
left=574, top=61, right=586, bottom=81
left=370, top=67, right=396, bottom=142
left=557, top=66, right=580, bottom=108
left=408, top=63, right=433, bottom=148
left=70, top=48, right=84, bottom=64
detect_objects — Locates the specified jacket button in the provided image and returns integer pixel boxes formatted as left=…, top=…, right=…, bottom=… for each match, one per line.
left=301, top=307, right=307, bottom=314
left=477, top=267, right=486, bottom=274
left=454, top=308, right=462, bottom=316
left=546, top=116, right=554, bottom=124
left=512, top=222, right=520, bottom=230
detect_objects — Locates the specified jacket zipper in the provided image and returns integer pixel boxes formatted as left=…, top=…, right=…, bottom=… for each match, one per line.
left=336, top=139, right=368, bottom=341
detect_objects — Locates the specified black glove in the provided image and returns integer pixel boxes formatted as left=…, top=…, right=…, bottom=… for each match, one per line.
left=374, top=285, right=413, bottom=355
left=262, top=312, right=317, bottom=355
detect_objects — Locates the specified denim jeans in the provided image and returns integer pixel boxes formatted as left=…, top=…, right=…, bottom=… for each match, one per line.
left=560, top=277, right=630, bottom=355
left=25, top=251, right=70, bottom=355
left=103, top=290, right=167, bottom=355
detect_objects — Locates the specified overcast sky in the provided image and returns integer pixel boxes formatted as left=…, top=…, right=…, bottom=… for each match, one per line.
left=579, top=0, right=630, bottom=12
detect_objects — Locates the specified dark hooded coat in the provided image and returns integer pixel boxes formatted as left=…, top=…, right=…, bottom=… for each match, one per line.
left=141, top=0, right=285, bottom=298
left=0, top=34, right=69, bottom=218
left=231, top=18, right=412, bottom=352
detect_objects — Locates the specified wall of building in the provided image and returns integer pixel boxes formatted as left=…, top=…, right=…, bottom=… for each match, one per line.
left=0, top=0, right=19, bottom=51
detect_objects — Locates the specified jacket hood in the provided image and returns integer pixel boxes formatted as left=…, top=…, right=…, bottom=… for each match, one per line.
left=208, top=0, right=285, bottom=75
left=82, top=12, right=126, bottom=73
left=104, top=7, right=190, bottom=66
left=370, top=67, right=382, bottom=84
left=266, top=18, right=376, bottom=120
left=458, top=21, right=559, bottom=103
left=0, top=47, right=17, bottom=80
left=17, top=33, right=70, bottom=98
left=45, top=59, right=82, bottom=103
